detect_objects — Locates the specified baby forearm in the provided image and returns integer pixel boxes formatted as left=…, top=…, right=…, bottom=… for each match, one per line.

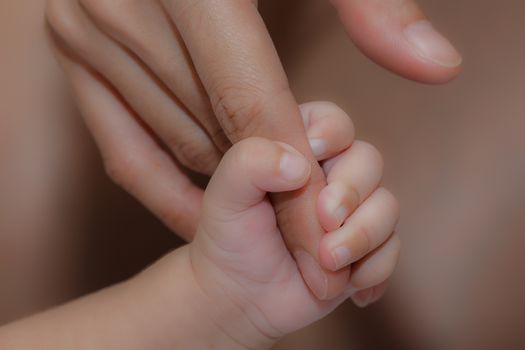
left=0, top=247, right=254, bottom=350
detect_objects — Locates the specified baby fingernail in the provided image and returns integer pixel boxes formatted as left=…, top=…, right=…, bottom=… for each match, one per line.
left=280, top=149, right=310, bottom=182
left=404, top=20, right=462, bottom=68
left=331, top=246, right=352, bottom=270
left=308, top=138, right=328, bottom=158
left=353, top=289, right=373, bottom=308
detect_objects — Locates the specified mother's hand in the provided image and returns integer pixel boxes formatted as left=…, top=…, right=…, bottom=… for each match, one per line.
left=46, top=0, right=460, bottom=300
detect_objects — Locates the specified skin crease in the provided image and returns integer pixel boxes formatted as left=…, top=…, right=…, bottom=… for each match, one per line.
left=45, top=0, right=461, bottom=301
left=0, top=0, right=454, bottom=346
left=4, top=1, right=525, bottom=349
left=0, top=100, right=400, bottom=349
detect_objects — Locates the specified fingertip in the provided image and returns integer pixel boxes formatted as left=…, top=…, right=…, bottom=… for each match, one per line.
left=333, top=0, right=463, bottom=84
left=208, top=138, right=312, bottom=213
left=403, top=20, right=463, bottom=69
left=351, top=281, right=389, bottom=308
left=299, top=101, right=355, bottom=160
left=277, top=142, right=312, bottom=186
left=352, top=288, right=374, bottom=308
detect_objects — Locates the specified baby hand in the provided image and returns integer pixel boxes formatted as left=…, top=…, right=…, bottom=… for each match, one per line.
left=188, top=102, right=400, bottom=348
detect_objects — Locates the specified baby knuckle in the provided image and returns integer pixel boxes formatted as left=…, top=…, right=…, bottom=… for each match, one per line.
left=356, top=225, right=373, bottom=256
left=312, top=101, right=355, bottom=137
left=391, top=234, right=402, bottom=255
left=315, top=101, right=346, bottom=118
left=230, top=137, right=266, bottom=166
left=376, top=236, right=402, bottom=282
left=380, top=188, right=400, bottom=218
left=358, top=141, right=384, bottom=172
left=230, top=137, right=283, bottom=178
left=346, top=184, right=361, bottom=208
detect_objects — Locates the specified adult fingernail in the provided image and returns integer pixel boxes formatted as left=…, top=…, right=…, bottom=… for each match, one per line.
left=308, top=138, right=328, bottom=158
left=404, top=20, right=462, bottom=68
left=294, top=250, right=328, bottom=300
left=279, top=147, right=310, bottom=183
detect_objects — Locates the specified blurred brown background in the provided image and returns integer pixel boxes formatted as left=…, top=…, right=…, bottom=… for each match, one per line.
left=1, top=0, right=525, bottom=349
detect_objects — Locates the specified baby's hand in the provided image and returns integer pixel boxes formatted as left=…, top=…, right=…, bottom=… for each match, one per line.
left=188, top=102, right=400, bottom=348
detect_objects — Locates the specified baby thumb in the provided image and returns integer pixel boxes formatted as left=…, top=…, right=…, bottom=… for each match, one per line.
left=203, top=137, right=311, bottom=217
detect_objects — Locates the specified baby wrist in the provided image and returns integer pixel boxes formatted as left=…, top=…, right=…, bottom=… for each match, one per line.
left=185, top=247, right=279, bottom=350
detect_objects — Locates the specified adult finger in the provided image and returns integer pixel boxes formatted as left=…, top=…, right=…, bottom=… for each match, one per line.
left=78, top=0, right=230, bottom=152
left=52, top=40, right=203, bottom=241
left=46, top=0, right=222, bottom=175
left=162, top=0, right=350, bottom=300
left=331, top=0, right=462, bottom=83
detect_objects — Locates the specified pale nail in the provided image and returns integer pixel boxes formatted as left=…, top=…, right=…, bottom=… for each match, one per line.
left=353, top=289, right=373, bottom=308
left=404, top=20, right=462, bottom=68
left=308, top=138, right=328, bottom=158
left=280, top=151, right=310, bottom=182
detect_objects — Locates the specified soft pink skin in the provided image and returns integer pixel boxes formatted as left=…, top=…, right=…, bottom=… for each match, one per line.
left=46, top=0, right=457, bottom=302
left=189, top=135, right=400, bottom=341
left=0, top=125, right=399, bottom=349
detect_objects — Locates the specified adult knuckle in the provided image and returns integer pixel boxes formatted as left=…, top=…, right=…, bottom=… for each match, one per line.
left=170, top=136, right=220, bottom=174
left=80, top=0, right=145, bottom=46
left=211, top=80, right=270, bottom=142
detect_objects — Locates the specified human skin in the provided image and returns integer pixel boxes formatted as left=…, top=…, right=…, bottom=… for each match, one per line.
left=275, top=1, right=525, bottom=348
left=3, top=1, right=524, bottom=349
left=46, top=0, right=461, bottom=301
left=0, top=104, right=400, bottom=349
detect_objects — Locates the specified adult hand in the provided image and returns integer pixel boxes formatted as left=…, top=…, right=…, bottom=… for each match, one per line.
left=46, top=0, right=460, bottom=300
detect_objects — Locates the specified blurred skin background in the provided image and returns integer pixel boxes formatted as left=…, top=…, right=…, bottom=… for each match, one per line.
left=1, top=0, right=524, bottom=349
